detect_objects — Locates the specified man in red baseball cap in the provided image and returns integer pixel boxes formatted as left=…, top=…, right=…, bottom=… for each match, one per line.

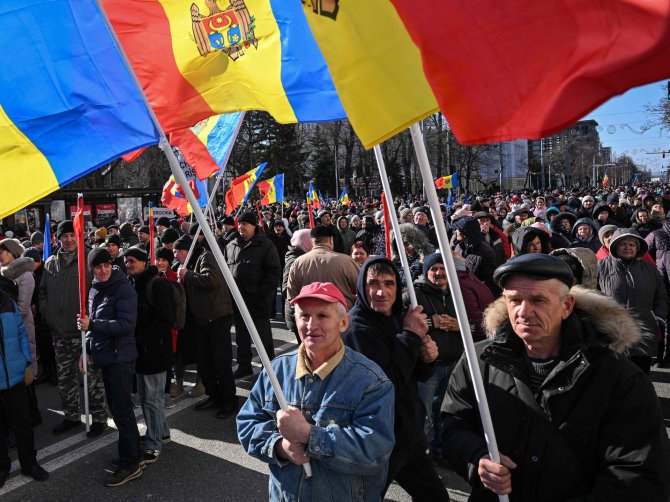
left=237, top=282, right=396, bottom=501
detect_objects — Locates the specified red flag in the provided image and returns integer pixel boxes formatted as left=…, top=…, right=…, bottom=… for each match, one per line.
left=169, top=128, right=219, bottom=181
left=391, top=0, right=670, bottom=144
left=307, top=202, right=315, bottom=229
left=381, top=193, right=392, bottom=259
left=72, top=196, right=87, bottom=318
left=121, top=147, right=146, bottom=163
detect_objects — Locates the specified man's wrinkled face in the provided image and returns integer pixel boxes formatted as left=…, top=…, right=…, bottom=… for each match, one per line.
left=295, top=299, right=348, bottom=358
left=173, top=248, right=188, bottom=265
left=414, top=212, right=428, bottom=226
left=427, top=263, right=448, bottom=290
left=60, top=232, right=77, bottom=253
left=366, top=271, right=397, bottom=316
left=478, top=217, right=491, bottom=232
left=123, top=256, right=146, bottom=276
left=504, top=276, right=574, bottom=350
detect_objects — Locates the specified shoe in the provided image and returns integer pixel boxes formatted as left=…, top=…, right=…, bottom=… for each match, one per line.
left=165, top=395, right=176, bottom=409
left=0, top=467, right=9, bottom=489
left=104, top=465, right=143, bottom=487
left=169, top=379, right=184, bottom=398
left=143, top=449, right=160, bottom=464
left=188, top=378, right=205, bottom=398
left=20, top=463, right=49, bottom=482
left=140, top=434, right=171, bottom=444
left=53, top=419, right=81, bottom=435
left=111, top=458, right=146, bottom=470
left=87, top=421, right=108, bottom=438
left=194, top=398, right=220, bottom=411
left=215, top=399, right=239, bottom=420
left=232, top=366, right=253, bottom=379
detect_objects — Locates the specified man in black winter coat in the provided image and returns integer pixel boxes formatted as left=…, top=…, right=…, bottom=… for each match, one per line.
left=343, top=257, right=449, bottom=501
left=441, top=254, right=670, bottom=501
left=226, top=212, right=280, bottom=378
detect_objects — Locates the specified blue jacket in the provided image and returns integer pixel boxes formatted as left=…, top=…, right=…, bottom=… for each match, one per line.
left=86, top=268, right=138, bottom=366
left=0, top=292, right=31, bottom=390
left=237, top=346, right=395, bottom=502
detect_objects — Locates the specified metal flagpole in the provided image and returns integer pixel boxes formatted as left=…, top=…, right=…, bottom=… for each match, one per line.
left=409, top=123, right=507, bottom=502
left=373, top=146, right=418, bottom=307
left=94, top=0, right=312, bottom=478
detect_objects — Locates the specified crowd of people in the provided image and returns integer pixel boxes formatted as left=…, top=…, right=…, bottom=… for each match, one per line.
left=1, top=183, right=670, bottom=499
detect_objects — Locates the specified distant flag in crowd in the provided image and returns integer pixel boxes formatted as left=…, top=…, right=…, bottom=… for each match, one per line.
left=632, top=174, right=640, bottom=185
left=390, top=0, right=670, bottom=145
left=307, top=182, right=321, bottom=210
left=447, top=191, right=454, bottom=207
left=161, top=148, right=208, bottom=216
left=102, top=0, right=345, bottom=135
left=224, top=163, right=268, bottom=215
left=302, top=0, right=437, bottom=148
left=435, top=172, right=459, bottom=189
left=43, top=214, right=52, bottom=262
left=339, top=188, right=350, bottom=206
left=603, top=172, right=610, bottom=187
left=0, top=0, right=160, bottom=219
left=318, top=191, right=326, bottom=207
left=257, top=174, right=285, bottom=205
left=169, top=112, right=244, bottom=180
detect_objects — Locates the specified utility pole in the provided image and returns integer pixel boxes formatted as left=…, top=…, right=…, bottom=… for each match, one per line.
left=334, top=144, right=339, bottom=198
left=539, top=138, right=545, bottom=190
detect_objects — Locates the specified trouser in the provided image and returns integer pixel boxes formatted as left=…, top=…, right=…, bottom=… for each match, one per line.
left=233, top=311, right=275, bottom=369
left=385, top=436, right=450, bottom=502
left=417, top=361, right=456, bottom=454
left=196, top=315, right=236, bottom=403
left=137, top=372, right=169, bottom=451
left=0, top=383, right=37, bottom=470
left=102, top=362, right=141, bottom=469
left=54, top=337, right=107, bottom=423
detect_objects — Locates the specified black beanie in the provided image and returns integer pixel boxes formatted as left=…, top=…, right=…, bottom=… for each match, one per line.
left=122, top=244, right=148, bottom=262
left=156, top=216, right=171, bottom=227
left=173, top=235, right=193, bottom=251
left=423, top=252, right=444, bottom=276
left=160, top=228, right=179, bottom=244
left=238, top=211, right=258, bottom=226
left=87, top=247, right=112, bottom=271
left=56, top=220, right=75, bottom=239
left=189, top=223, right=200, bottom=236
left=156, top=246, right=174, bottom=262
left=105, top=234, right=121, bottom=247
left=138, top=225, right=150, bottom=235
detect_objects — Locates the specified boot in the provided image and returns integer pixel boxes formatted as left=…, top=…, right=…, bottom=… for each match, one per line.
left=169, top=378, right=184, bottom=398
left=188, top=377, right=205, bottom=398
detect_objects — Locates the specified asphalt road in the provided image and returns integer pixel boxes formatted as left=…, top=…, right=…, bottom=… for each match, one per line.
left=2, top=316, right=668, bottom=501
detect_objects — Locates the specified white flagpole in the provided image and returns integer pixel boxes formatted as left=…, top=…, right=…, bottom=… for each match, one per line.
left=373, top=146, right=418, bottom=307
left=409, top=123, right=507, bottom=502
left=94, top=1, right=312, bottom=479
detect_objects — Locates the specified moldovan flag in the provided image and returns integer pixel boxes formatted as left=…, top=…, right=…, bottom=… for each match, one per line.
left=390, top=0, right=670, bottom=144
left=0, top=0, right=160, bottom=219
left=102, top=0, right=345, bottom=134
left=603, top=173, right=609, bottom=187
left=435, top=173, right=459, bottom=189
left=169, top=113, right=244, bottom=180
left=225, top=163, right=267, bottom=215
left=307, top=182, right=321, bottom=210
left=303, top=0, right=438, bottom=149
left=339, top=188, right=350, bottom=206
left=257, top=174, right=284, bottom=205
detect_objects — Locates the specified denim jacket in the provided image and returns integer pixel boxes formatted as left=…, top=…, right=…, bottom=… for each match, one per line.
left=237, top=346, right=395, bottom=502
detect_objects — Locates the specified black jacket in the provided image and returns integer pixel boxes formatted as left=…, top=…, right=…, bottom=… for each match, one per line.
left=130, top=265, right=174, bottom=375
left=342, top=257, right=433, bottom=446
left=226, top=227, right=280, bottom=318
left=442, top=288, right=670, bottom=501
left=282, top=246, right=305, bottom=335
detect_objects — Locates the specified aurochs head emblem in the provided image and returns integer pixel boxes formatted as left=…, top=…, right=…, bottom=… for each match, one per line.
left=191, top=0, right=258, bottom=61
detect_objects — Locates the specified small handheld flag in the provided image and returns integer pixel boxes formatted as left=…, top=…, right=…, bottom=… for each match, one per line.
left=257, top=174, right=285, bottom=205
left=603, top=172, right=609, bottom=187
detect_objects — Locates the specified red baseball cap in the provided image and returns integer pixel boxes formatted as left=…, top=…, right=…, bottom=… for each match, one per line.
left=290, top=282, right=347, bottom=308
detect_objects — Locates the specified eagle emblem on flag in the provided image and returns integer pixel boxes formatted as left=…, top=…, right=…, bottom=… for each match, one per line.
left=191, top=0, right=257, bottom=60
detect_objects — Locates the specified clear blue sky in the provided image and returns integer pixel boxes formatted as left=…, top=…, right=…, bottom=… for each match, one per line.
left=581, top=79, right=669, bottom=175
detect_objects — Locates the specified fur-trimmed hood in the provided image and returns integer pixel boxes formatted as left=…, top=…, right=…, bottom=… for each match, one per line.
left=0, top=256, right=35, bottom=281
left=483, top=286, right=646, bottom=354
left=549, top=247, right=598, bottom=289
left=391, top=223, right=435, bottom=259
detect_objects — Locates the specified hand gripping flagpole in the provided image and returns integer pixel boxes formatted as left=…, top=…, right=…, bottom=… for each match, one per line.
left=373, top=146, right=418, bottom=308
left=410, top=123, right=507, bottom=502
left=93, top=1, right=312, bottom=478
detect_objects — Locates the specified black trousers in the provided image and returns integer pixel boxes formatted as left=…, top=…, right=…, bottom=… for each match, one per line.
left=385, top=436, right=450, bottom=502
left=233, top=311, right=275, bottom=369
left=196, top=315, right=236, bottom=403
left=0, top=383, right=37, bottom=470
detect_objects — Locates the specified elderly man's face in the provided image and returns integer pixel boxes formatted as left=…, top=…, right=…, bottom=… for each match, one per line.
left=238, top=221, right=255, bottom=240
left=366, top=271, right=397, bottom=316
left=60, top=232, right=77, bottom=253
left=427, top=263, right=448, bottom=290
left=478, top=217, right=491, bottom=232
left=504, top=276, right=574, bottom=352
left=414, top=212, right=429, bottom=226
left=295, top=298, right=348, bottom=360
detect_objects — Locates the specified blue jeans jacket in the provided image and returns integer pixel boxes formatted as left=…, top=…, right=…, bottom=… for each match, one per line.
left=237, top=346, right=395, bottom=502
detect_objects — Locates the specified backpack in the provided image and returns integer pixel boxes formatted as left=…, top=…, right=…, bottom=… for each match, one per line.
left=145, top=276, right=187, bottom=330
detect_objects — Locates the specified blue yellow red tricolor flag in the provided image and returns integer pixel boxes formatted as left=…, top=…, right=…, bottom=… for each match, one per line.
left=302, top=0, right=437, bottom=149
left=435, top=173, right=459, bottom=189
left=161, top=148, right=208, bottom=216
left=339, top=188, right=350, bottom=206
left=0, top=0, right=160, bottom=219
left=224, top=163, right=267, bottom=215
left=307, top=182, right=321, bottom=210
left=257, top=174, right=284, bottom=205
left=102, top=0, right=345, bottom=134
left=603, top=173, right=609, bottom=187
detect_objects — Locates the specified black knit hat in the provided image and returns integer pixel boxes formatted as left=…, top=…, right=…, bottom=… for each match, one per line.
left=155, top=246, right=174, bottom=262
left=138, top=225, right=150, bottom=235
left=105, top=234, right=121, bottom=247
left=87, top=247, right=112, bottom=272
left=156, top=216, right=171, bottom=227
left=173, top=235, right=193, bottom=251
left=310, top=225, right=335, bottom=238
left=56, top=220, right=75, bottom=239
left=160, top=228, right=179, bottom=244
left=423, top=252, right=444, bottom=276
left=122, top=244, right=148, bottom=262
left=238, top=211, right=257, bottom=226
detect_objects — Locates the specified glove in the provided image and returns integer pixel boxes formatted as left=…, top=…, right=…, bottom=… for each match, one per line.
left=25, top=367, right=34, bottom=386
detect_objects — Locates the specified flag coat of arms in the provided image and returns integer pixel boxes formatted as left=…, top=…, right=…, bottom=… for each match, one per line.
left=257, top=174, right=284, bottom=205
